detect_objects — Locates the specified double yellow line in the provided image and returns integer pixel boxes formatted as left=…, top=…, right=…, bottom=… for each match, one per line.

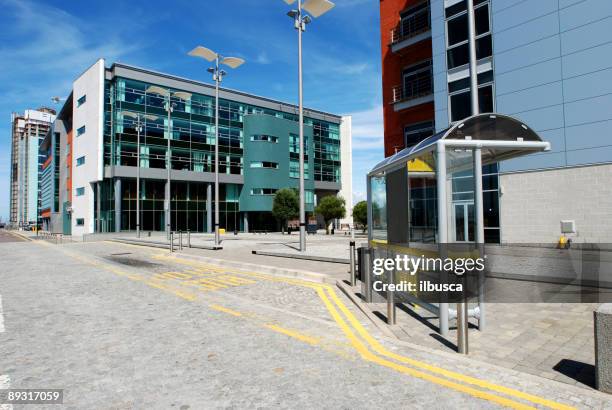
left=164, top=256, right=574, bottom=410
left=41, top=240, right=574, bottom=410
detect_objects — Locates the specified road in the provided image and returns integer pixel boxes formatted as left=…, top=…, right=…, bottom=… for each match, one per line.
left=0, top=230, right=27, bottom=243
left=0, top=238, right=608, bottom=409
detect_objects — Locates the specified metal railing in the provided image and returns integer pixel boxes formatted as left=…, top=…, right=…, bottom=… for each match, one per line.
left=390, top=5, right=431, bottom=45
left=391, top=76, right=433, bottom=104
left=169, top=230, right=191, bottom=252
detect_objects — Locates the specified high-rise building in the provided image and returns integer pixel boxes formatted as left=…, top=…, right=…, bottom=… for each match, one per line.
left=40, top=59, right=352, bottom=236
left=379, top=0, right=612, bottom=243
left=9, top=108, right=56, bottom=228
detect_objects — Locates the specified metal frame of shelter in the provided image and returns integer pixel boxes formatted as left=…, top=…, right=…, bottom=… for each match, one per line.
left=366, top=113, right=551, bottom=338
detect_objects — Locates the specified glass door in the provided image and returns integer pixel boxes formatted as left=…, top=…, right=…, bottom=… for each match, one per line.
left=452, top=202, right=474, bottom=242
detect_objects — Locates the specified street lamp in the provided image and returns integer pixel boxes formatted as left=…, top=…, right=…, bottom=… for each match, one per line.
left=145, top=86, right=192, bottom=238
left=121, top=111, right=157, bottom=238
left=188, top=46, right=244, bottom=247
left=282, top=0, right=335, bottom=252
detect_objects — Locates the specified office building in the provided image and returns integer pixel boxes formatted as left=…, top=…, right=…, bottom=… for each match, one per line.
left=379, top=0, right=612, bottom=243
left=9, top=108, right=56, bottom=228
left=40, top=59, right=352, bottom=236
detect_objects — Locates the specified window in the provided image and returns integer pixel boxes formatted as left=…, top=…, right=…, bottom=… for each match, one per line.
left=250, top=161, right=279, bottom=169
left=77, top=95, right=87, bottom=107
left=447, top=13, right=468, bottom=46
left=445, top=1, right=491, bottom=69
left=404, top=121, right=434, bottom=148
left=77, top=126, right=86, bottom=136
left=76, top=218, right=85, bottom=226
left=478, top=84, right=494, bottom=113
left=251, top=134, right=278, bottom=143
left=450, top=92, right=472, bottom=122
left=76, top=156, right=85, bottom=166
left=445, top=0, right=486, bottom=18
left=448, top=70, right=494, bottom=122
left=289, top=134, right=309, bottom=154
left=394, top=1, right=430, bottom=42
left=250, top=188, right=277, bottom=195
left=290, top=160, right=310, bottom=179
left=75, top=187, right=85, bottom=196
left=402, top=60, right=433, bottom=100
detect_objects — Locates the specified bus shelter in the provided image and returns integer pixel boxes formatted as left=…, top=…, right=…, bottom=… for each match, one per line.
left=366, top=113, right=551, bottom=336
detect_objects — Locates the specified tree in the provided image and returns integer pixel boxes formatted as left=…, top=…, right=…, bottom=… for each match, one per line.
left=352, top=201, right=368, bottom=232
left=272, top=188, right=299, bottom=233
left=315, top=195, right=346, bottom=234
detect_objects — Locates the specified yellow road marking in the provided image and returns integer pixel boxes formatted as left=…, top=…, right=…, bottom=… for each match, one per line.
left=323, top=287, right=574, bottom=410
left=160, top=255, right=574, bottom=410
left=210, top=304, right=243, bottom=317
left=146, top=280, right=197, bottom=301
left=264, top=324, right=320, bottom=346
left=41, top=247, right=573, bottom=410
left=315, top=287, right=534, bottom=410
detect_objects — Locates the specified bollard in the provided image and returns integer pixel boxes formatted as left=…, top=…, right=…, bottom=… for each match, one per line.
left=179, top=231, right=183, bottom=250
left=349, top=241, right=356, bottom=286
left=457, top=301, right=469, bottom=354
left=387, top=268, right=396, bottom=325
left=169, top=231, right=174, bottom=253
left=187, top=230, right=191, bottom=248
left=363, top=247, right=373, bottom=303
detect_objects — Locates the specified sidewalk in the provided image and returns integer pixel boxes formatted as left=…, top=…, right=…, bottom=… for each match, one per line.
left=180, top=235, right=602, bottom=390
left=38, top=229, right=605, bottom=391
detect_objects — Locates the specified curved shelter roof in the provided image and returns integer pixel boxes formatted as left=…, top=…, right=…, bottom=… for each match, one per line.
left=369, top=113, right=550, bottom=176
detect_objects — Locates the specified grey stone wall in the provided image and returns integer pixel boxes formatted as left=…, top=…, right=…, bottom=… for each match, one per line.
left=499, top=164, right=612, bottom=243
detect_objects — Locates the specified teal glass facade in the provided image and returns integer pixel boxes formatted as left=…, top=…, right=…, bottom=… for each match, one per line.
left=99, top=73, right=342, bottom=232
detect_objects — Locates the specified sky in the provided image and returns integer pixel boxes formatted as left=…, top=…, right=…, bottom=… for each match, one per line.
left=0, top=0, right=384, bottom=221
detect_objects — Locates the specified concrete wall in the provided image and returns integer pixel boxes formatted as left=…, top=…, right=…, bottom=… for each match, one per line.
left=26, top=134, right=39, bottom=222
left=500, top=163, right=612, bottom=243
left=72, top=59, right=105, bottom=236
left=339, top=115, right=353, bottom=226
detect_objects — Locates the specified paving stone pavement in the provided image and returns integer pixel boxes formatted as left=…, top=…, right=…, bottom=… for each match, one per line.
left=1, top=239, right=612, bottom=408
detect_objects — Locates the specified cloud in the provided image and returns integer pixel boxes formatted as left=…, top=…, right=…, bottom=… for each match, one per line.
left=255, top=51, right=271, bottom=64
left=0, top=0, right=150, bottom=220
left=347, top=105, right=384, bottom=150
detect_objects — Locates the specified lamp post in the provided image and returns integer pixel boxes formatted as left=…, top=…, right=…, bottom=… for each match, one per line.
left=145, top=87, right=191, bottom=239
left=121, top=111, right=157, bottom=238
left=188, top=46, right=244, bottom=247
left=282, top=0, right=335, bottom=251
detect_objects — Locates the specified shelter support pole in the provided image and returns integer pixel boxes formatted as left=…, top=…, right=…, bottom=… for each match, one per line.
left=474, top=146, right=485, bottom=330
left=436, top=142, right=449, bottom=337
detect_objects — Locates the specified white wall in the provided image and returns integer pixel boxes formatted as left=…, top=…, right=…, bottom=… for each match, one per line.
left=500, top=163, right=612, bottom=243
left=339, top=115, right=353, bottom=227
left=71, top=59, right=105, bottom=236
left=26, top=136, right=39, bottom=222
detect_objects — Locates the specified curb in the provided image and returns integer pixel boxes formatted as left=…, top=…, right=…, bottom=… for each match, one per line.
left=165, top=252, right=339, bottom=285
left=335, top=280, right=398, bottom=340
left=6, top=230, right=33, bottom=241
left=252, top=250, right=350, bottom=264
left=110, top=238, right=222, bottom=251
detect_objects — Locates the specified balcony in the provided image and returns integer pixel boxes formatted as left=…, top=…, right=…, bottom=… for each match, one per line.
left=390, top=3, right=431, bottom=53
left=391, top=75, right=433, bottom=112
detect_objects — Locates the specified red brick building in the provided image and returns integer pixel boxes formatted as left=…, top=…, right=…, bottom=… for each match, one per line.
left=380, top=0, right=434, bottom=157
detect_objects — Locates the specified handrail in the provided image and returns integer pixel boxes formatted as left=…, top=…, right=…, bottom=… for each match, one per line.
left=390, top=6, right=430, bottom=44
